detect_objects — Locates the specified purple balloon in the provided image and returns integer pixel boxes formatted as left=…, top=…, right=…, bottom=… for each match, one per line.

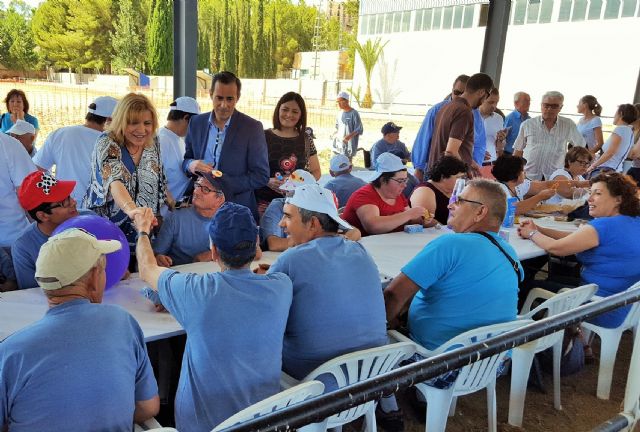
left=52, top=214, right=130, bottom=289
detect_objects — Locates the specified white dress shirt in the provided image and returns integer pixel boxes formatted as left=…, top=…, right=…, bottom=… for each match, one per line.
left=514, top=115, right=585, bottom=180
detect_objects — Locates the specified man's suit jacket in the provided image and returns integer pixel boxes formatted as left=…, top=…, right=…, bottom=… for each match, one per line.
left=183, top=109, right=269, bottom=219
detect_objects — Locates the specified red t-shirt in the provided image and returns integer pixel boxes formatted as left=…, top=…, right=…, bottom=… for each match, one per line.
left=342, top=183, right=409, bottom=236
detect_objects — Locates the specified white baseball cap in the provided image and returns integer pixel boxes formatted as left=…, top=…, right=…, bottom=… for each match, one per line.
left=7, top=119, right=35, bottom=135
left=369, top=153, right=406, bottom=182
left=329, top=154, right=352, bottom=173
left=88, top=96, right=118, bottom=118
left=286, top=184, right=352, bottom=230
left=337, top=91, right=350, bottom=101
left=35, top=228, right=122, bottom=290
left=171, top=96, right=200, bottom=115
left=279, top=169, right=317, bottom=191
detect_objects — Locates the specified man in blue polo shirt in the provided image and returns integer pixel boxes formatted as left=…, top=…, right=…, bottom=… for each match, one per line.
left=504, top=92, right=531, bottom=155
left=134, top=202, right=292, bottom=432
left=265, top=184, right=387, bottom=379
left=0, top=228, right=159, bottom=431
left=12, top=171, right=79, bottom=289
left=384, top=179, right=520, bottom=350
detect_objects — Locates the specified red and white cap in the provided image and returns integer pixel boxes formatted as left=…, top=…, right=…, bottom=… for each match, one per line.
left=18, top=171, right=76, bottom=211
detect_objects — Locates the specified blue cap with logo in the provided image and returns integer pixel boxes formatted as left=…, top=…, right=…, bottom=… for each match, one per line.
left=208, top=202, right=258, bottom=258
left=381, top=122, right=402, bottom=135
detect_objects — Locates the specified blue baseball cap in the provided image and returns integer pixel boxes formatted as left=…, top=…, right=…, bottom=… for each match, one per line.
left=208, top=202, right=258, bottom=258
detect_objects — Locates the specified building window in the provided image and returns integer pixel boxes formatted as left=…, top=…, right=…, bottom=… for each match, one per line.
left=621, top=0, right=637, bottom=16
left=478, top=4, right=489, bottom=26
left=453, top=5, right=464, bottom=28
left=393, top=11, right=402, bottom=32
left=402, top=11, right=411, bottom=31
left=376, top=14, right=384, bottom=34
left=414, top=9, right=424, bottom=31
left=462, top=5, right=475, bottom=28
left=513, top=0, right=527, bottom=25
left=424, top=8, right=433, bottom=30
left=588, top=0, right=604, bottom=19
left=527, top=0, right=541, bottom=24
left=572, top=0, right=588, bottom=21
left=384, top=13, right=393, bottom=33
left=539, top=0, right=554, bottom=22
left=442, top=6, right=454, bottom=29
left=604, top=0, right=621, bottom=18
left=432, top=7, right=443, bottom=30
left=558, top=0, right=572, bottom=21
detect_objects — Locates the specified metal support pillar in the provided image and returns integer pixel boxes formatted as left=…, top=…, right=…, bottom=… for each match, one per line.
left=173, top=0, right=198, bottom=98
left=634, top=67, right=640, bottom=104
left=480, top=0, right=511, bottom=88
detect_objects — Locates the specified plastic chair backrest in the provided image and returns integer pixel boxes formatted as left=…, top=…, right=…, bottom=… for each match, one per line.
left=427, top=320, right=531, bottom=396
left=303, top=342, right=416, bottom=428
left=615, top=281, right=640, bottom=330
left=520, top=284, right=598, bottom=351
left=212, top=381, right=325, bottom=431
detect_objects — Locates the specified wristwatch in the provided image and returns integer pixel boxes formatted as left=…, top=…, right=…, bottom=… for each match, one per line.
left=527, top=230, right=538, bottom=240
left=137, top=231, right=150, bottom=240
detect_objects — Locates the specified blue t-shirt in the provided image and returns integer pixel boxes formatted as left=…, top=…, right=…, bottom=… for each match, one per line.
left=0, top=112, right=39, bottom=133
left=504, top=111, right=530, bottom=154
left=158, top=268, right=293, bottom=432
left=576, top=116, right=603, bottom=150
left=11, top=222, right=49, bottom=290
left=259, top=198, right=286, bottom=249
left=153, top=206, right=211, bottom=265
left=472, top=108, right=487, bottom=165
left=577, top=215, right=640, bottom=328
left=403, top=232, right=520, bottom=350
left=324, top=173, right=367, bottom=208
left=370, top=139, right=411, bottom=165
left=0, top=299, right=157, bottom=432
left=268, top=235, right=387, bottom=379
left=411, top=99, right=450, bottom=171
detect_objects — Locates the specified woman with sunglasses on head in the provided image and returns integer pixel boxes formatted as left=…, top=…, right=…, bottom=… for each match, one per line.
left=342, top=153, right=429, bottom=236
left=587, top=104, right=637, bottom=177
left=255, top=92, right=321, bottom=215
left=84, top=93, right=168, bottom=269
left=409, top=156, right=468, bottom=226
left=576, top=95, right=604, bottom=154
left=518, top=172, right=640, bottom=328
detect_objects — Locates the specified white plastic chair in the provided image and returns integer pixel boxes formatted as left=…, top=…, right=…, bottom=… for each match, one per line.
left=508, top=284, right=598, bottom=427
left=582, top=281, right=640, bottom=400
left=212, top=380, right=326, bottom=432
left=390, top=320, right=531, bottom=432
left=133, top=418, right=177, bottom=431
left=280, top=342, right=416, bottom=432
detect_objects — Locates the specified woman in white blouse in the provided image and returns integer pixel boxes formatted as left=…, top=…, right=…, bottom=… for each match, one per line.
left=576, top=95, right=604, bottom=154
left=587, top=104, right=638, bottom=177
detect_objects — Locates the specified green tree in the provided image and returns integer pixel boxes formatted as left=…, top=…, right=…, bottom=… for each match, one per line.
left=0, top=2, right=39, bottom=73
left=111, top=0, right=145, bottom=72
left=253, top=0, right=266, bottom=78
left=146, top=0, right=173, bottom=75
left=353, top=37, right=387, bottom=108
left=238, top=0, right=252, bottom=77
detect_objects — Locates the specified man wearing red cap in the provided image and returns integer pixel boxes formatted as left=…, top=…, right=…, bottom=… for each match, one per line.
left=11, top=171, right=79, bottom=289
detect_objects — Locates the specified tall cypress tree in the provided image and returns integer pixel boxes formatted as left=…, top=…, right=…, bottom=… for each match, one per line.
left=269, top=6, right=277, bottom=78
left=238, top=0, right=252, bottom=77
left=254, top=0, right=266, bottom=78
left=220, top=0, right=230, bottom=71
left=112, top=0, right=144, bottom=72
left=146, top=0, right=173, bottom=75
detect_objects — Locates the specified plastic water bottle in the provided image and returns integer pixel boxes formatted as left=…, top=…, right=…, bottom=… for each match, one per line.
left=502, top=197, right=517, bottom=228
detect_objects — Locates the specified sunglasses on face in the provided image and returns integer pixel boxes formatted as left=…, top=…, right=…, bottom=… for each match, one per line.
left=542, top=103, right=561, bottom=110
left=452, top=89, right=464, bottom=96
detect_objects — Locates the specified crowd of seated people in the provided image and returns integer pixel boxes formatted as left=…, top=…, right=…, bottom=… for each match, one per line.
left=2, top=73, right=640, bottom=432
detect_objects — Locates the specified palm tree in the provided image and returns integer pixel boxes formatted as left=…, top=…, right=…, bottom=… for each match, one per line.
left=353, top=37, right=388, bottom=108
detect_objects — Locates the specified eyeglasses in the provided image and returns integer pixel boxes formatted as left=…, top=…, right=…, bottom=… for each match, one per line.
left=574, top=159, right=591, bottom=167
left=452, top=89, right=464, bottom=96
left=389, top=177, right=408, bottom=185
left=194, top=182, right=223, bottom=195
left=47, top=196, right=74, bottom=210
left=542, top=103, right=561, bottom=110
left=450, top=195, right=484, bottom=206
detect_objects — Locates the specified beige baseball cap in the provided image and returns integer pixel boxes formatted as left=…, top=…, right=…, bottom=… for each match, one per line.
left=35, top=228, right=122, bottom=290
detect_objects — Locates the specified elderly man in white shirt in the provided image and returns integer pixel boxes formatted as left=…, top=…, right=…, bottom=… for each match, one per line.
left=513, top=91, right=585, bottom=180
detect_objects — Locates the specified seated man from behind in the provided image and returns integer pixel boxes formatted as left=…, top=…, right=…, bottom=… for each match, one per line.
left=385, top=179, right=520, bottom=351
left=265, top=184, right=387, bottom=379
left=153, top=170, right=225, bottom=266
left=324, top=154, right=366, bottom=208
left=0, top=228, right=159, bottom=431
left=12, top=171, right=79, bottom=289
left=134, top=202, right=293, bottom=432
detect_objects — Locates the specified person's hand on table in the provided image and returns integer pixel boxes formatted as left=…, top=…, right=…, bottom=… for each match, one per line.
left=517, top=220, right=538, bottom=239
left=253, top=263, right=270, bottom=274
left=406, top=206, right=426, bottom=221
left=155, top=254, right=173, bottom=267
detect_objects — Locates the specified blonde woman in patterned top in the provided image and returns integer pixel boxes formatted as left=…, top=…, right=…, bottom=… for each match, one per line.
left=84, top=93, right=168, bottom=268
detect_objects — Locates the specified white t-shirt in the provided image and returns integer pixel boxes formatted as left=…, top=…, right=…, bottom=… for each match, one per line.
left=601, top=125, right=635, bottom=172
left=158, top=126, right=191, bottom=202
left=33, top=125, right=102, bottom=206
left=483, top=112, right=504, bottom=162
left=498, top=179, right=530, bottom=201
left=546, top=168, right=585, bottom=204
left=0, top=134, right=36, bottom=247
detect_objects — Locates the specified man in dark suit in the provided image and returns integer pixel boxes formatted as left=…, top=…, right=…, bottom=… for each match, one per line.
left=182, top=71, right=269, bottom=220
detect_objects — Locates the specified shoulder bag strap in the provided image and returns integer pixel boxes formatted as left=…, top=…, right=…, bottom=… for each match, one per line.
left=474, top=231, right=522, bottom=281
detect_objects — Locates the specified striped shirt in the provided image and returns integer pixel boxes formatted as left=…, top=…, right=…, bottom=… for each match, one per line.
left=514, top=115, right=585, bottom=180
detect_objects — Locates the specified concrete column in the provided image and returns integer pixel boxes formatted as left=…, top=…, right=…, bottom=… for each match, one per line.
left=480, top=0, right=511, bottom=88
